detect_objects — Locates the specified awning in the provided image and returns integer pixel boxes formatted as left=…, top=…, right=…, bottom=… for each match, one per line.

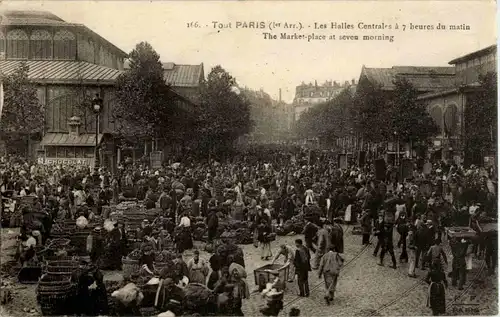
left=40, top=133, right=103, bottom=147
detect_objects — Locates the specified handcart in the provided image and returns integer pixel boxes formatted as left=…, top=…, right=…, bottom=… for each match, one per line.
left=254, top=263, right=289, bottom=292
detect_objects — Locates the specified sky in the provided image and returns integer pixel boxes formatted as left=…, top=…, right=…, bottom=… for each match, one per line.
left=0, top=1, right=497, bottom=103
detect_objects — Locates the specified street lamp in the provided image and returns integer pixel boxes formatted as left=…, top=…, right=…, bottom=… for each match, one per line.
left=393, top=131, right=399, bottom=166
left=92, top=94, right=103, bottom=174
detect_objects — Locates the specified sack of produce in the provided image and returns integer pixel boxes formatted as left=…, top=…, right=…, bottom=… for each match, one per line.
left=183, top=283, right=216, bottom=314
left=76, top=216, right=88, bottom=229
left=111, top=283, right=144, bottom=307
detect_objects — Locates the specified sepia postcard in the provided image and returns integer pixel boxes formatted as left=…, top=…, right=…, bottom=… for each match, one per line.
left=0, top=1, right=497, bottom=317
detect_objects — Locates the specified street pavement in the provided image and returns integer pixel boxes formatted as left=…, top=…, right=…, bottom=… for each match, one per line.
left=239, top=225, right=498, bottom=316
left=0, top=226, right=497, bottom=317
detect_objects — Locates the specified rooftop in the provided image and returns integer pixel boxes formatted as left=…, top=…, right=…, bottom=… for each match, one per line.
left=449, top=45, right=497, bottom=65
left=0, top=10, right=127, bottom=57
left=360, top=66, right=457, bottom=91
left=0, top=60, right=122, bottom=85
left=163, top=63, right=204, bottom=87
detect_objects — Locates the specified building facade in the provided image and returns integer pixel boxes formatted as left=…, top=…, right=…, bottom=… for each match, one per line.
left=293, top=79, right=357, bottom=121
left=353, top=65, right=457, bottom=163
left=418, top=45, right=497, bottom=164
left=0, top=10, right=127, bottom=172
left=0, top=10, right=197, bottom=171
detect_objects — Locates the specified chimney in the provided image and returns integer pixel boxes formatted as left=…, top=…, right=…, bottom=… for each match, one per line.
left=68, top=116, right=82, bottom=136
left=352, top=79, right=355, bottom=85
left=279, top=88, right=282, bottom=103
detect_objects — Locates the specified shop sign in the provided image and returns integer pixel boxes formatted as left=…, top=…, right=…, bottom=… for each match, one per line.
left=39, top=157, right=94, bottom=166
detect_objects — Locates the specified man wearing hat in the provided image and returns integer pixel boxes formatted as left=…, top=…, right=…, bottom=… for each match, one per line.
left=378, top=223, right=397, bottom=269
left=396, top=211, right=409, bottom=263
left=87, top=227, right=104, bottom=265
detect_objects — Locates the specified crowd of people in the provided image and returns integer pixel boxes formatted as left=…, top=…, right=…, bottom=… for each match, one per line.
left=0, top=148, right=497, bottom=316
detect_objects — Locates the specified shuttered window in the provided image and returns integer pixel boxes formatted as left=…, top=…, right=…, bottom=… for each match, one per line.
left=30, top=30, right=53, bottom=60
left=6, top=29, right=29, bottom=59
left=53, top=30, right=76, bottom=60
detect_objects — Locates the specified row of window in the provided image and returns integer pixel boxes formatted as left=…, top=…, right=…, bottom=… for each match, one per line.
left=45, top=146, right=94, bottom=158
left=0, top=29, right=76, bottom=60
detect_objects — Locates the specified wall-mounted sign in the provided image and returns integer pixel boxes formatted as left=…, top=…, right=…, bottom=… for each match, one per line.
left=39, top=157, right=94, bottom=166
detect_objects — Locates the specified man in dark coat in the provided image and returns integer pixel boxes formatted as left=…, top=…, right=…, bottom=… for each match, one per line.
left=302, top=219, right=319, bottom=253
left=206, top=208, right=219, bottom=243
left=331, top=218, right=344, bottom=253
left=373, top=213, right=385, bottom=257
left=294, top=239, right=311, bottom=297
left=378, top=224, right=397, bottom=269
left=450, top=238, right=468, bottom=290
left=396, top=212, right=409, bottom=263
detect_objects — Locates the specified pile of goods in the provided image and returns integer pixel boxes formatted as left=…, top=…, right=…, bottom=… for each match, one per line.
left=122, top=249, right=142, bottom=280
left=278, top=214, right=306, bottom=236
left=192, top=217, right=207, bottom=241
left=155, top=250, right=176, bottom=263
left=215, top=242, right=245, bottom=268
left=220, top=228, right=253, bottom=245
left=115, top=202, right=160, bottom=231
left=183, top=283, right=217, bottom=316
left=104, top=280, right=125, bottom=316
left=217, top=220, right=253, bottom=245
left=70, top=228, right=92, bottom=256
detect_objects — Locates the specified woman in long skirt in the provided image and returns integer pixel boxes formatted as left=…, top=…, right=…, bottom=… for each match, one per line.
left=425, top=263, right=448, bottom=316
left=258, top=221, right=272, bottom=260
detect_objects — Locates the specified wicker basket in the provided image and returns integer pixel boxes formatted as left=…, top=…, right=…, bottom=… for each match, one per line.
left=70, top=230, right=91, bottom=255
left=47, top=238, right=71, bottom=250
left=46, top=260, right=80, bottom=276
left=37, top=277, right=77, bottom=316
left=122, top=257, right=140, bottom=280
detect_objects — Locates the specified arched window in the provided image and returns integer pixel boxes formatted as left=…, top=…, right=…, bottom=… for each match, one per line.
left=53, top=30, right=76, bottom=60
left=30, top=30, right=53, bottom=60
left=444, top=104, right=459, bottom=137
left=429, top=105, right=443, bottom=134
left=6, top=29, right=29, bottom=59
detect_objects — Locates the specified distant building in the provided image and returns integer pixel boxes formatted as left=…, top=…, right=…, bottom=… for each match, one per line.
left=417, top=44, right=497, bottom=164
left=293, top=79, right=357, bottom=121
left=162, top=62, right=204, bottom=103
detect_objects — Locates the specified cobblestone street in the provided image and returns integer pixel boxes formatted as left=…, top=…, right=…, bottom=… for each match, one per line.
left=239, top=225, right=499, bottom=316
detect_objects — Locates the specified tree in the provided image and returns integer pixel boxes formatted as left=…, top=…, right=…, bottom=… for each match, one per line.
left=390, top=78, right=439, bottom=144
left=464, top=72, right=497, bottom=164
left=294, top=88, right=355, bottom=144
left=197, top=66, right=252, bottom=156
left=0, top=62, right=44, bottom=155
left=353, top=79, right=391, bottom=144
left=114, top=42, right=187, bottom=143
